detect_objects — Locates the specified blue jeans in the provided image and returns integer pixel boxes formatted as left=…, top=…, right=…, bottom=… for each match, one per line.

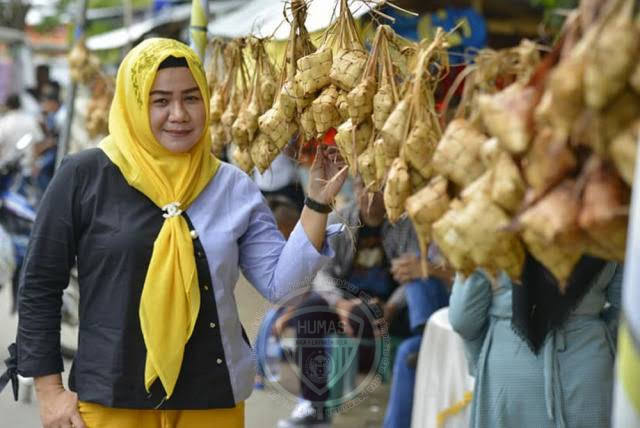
left=383, top=335, right=422, bottom=428
left=384, top=278, right=449, bottom=428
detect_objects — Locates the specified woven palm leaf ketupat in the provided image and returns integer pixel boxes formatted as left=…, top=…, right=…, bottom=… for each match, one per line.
left=575, top=90, right=640, bottom=156
left=336, top=90, right=350, bottom=120
left=584, top=0, right=640, bottom=109
left=578, top=160, right=630, bottom=261
left=384, top=157, right=412, bottom=223
left=373, top=83, right=396, bottom=131
left=250, top=133, right=280, bottom=174
left=404, top=120, right=438, bottom=180
left=258, top=106, right=297, bottom=148
left=518, top=179, right=584, bottom=285
left=479, top=83, right=538, bottom=154
left=232, top=145, right=254, bottom=173
left=312, top=85, right=341, bottom=134
left=380, top=99, right=410, bottom=159
left=432, top=200, right=475, bottom=275
left=460, top=170, right=493, bottom=203
left=456, top=195, right=525, bottom=278
left=279, top=81, right=298, bottom=119
left=373, top=138, right=391, bottom=184
left=631, top=61, right=640, bottom=94
left=534, top=26, right=593, bottom=136
left=432, top=118, right=487, bottom=187
left=335, top=119, right=373, bottom=173
left=490, top=151, right=526, bottom=214
left=347, top=77, right=376, bottom=125
left=296, top=47, right=333, bottom=95
left=410, top=168, right=429, bottom=191
left=231, top=99, right=260, bottom=148
left=479, top=137, right=503, bottom=168
left=331, top=49, right=369, bottom=91
left=210, top=90, right=226, bottom=123
left=299, top=106, right=317, bottom=141
left=609, top=120, right=639, bottom=185
left=405, top=175, right=450, bottom=226
left=357, top=145, right=379, bottom=190
left=522, top=127, right=577, bottom=197
left=210, top=122, right=227, bottom=157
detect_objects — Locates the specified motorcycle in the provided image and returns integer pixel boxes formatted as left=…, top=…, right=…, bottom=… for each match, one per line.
left=0, top=134, right=79, bottom=358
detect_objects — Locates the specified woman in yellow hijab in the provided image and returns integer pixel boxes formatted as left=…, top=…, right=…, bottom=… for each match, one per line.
left=8, top=38, right=347, bottom=428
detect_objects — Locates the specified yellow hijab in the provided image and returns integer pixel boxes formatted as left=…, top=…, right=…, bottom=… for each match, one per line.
left=99, top=38, right=220, bottom=398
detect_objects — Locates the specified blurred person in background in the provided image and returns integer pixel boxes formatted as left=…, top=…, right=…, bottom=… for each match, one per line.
left=449, top=257, right=622, bottom=428
left=277, top=178, right=450, bottom=428
left=0, top=94, right=44, bottom=171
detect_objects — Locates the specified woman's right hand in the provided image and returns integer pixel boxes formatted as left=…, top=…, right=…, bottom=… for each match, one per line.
left=35, top=375, right=86, bottom=428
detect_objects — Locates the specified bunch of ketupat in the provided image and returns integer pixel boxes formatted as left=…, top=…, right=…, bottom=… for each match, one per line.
left=208, top=38, right=252, bottom=167
left=86, top=75, right=115, bottom=139
left=68, top=36, right=101, bottom=85
left=406, top=0, right=638, bottom=287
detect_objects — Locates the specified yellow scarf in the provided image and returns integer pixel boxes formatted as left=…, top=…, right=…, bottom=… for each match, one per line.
left=99, top=38, right=220, bottom=398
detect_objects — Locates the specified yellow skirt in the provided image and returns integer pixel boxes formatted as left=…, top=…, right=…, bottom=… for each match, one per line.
left=78, top=401, right=244, bottom=428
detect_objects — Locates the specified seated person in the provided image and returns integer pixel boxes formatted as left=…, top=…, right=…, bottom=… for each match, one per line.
left=276, top=178, right=449, bottom=428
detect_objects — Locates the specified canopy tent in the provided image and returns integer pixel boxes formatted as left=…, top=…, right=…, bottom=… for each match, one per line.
left=86, top=0, right=243, bottom=51
left=208, top=0, right=384, bottom=40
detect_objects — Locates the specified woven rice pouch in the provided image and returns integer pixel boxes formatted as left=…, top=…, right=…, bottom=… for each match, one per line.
left=299, top=106, right=317, bottom=141
left=296, top=47, right=333, bottom=96
left=380, top=99, right=410, bottom=159
left=210, top=122, right=228, bottom=157
left=232, top=145, right=254, bottom=173
left=478, top=83, right=537, bottom=154
left=373, top=138, right=392, bottom=184
left=480, top=137, right=503, bottom=168
left=347, top=76, right=376, bottom=125
left=258, top=106, right=298, bottom=149
left=584, top=90, right=640, bottom=156
left=330, top=49, right=368, bottom=91
left=404, top=120, right=439, bottom=180
left=279, top=80, right=298, bottom=119
left=522, top=127, right=576, bottom=196
left=357, top=144, right=379, bottom=191
left=410, top=168, right=429, bottom=191
left=431, top=201, right=476, bottom=275
left=336, top=90, right=350, bottom=121
left=312, top=85, right=341, bottom=134
left=584, top=0, right=640, bottom=109
left=490, top=151, right=526, bottom=214
left=335, top=119, right=373, bottom=172
left=250, top=133, right=280, bottom=174
left=578, top=161, right=630, bottom=262
left=609, top=119, right=639, bottom=186
left=373, top=83, right=395, bottom=131
left=210, top=88, right=226, bottom=122
left=384, top=157, right=412, bottom=223
left=432, top=118, right=487, bottom=187
left=518, top=179, right=584, bottom=285
left=231, top=99, right=260, bottom=148
left=221, top=89, right=242, bottom=128
left=460, top=170, right=493, bottom=204
left=631, top=60, right=640, bottom=94
left=458, top=194, right=525, bottom=279
left=405, top=175, right=450, bottom=227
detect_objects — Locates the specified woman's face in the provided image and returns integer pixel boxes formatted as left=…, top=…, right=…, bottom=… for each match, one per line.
left=149, top=67, right=206, bottom=153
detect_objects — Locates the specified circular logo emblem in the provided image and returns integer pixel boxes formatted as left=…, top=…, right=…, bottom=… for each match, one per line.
left=304, top=350, right=334, bottom=384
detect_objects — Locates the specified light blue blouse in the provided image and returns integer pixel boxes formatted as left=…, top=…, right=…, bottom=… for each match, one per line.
left=187, top=162, right=341, bottom=404
left=449, top=265, right=622, bottom=428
